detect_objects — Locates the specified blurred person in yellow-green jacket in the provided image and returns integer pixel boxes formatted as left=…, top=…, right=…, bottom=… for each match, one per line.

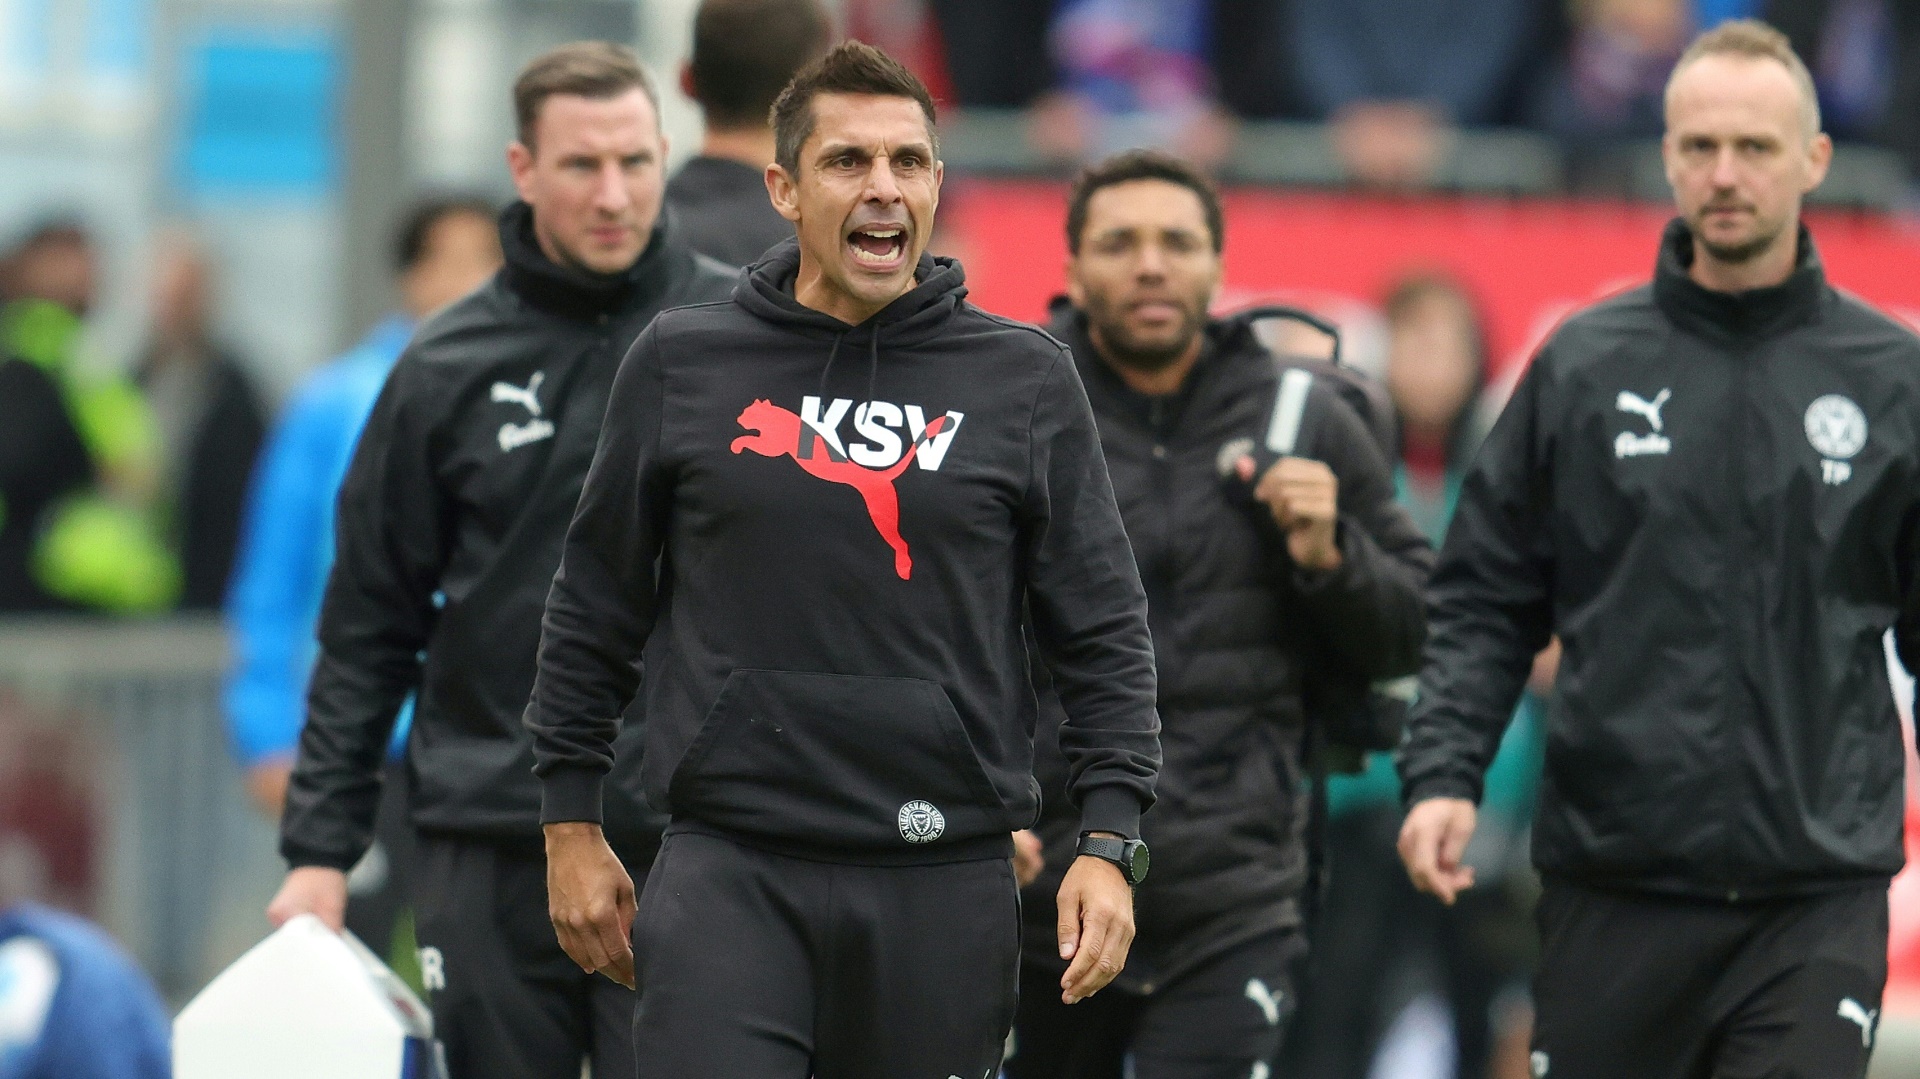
left=0, top=219, right=179, bottom=614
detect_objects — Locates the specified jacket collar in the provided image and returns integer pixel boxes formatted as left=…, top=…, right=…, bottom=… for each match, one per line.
left=1652, top=217, right=1827, bottom=342
left=498, top=200, right=682, bottom=322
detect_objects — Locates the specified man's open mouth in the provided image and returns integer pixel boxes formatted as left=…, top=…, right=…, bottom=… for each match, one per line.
left=848, top=226, right=907, bottom=267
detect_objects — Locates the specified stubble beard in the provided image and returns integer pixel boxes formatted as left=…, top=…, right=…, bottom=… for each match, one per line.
left=1085, top=295, right=1203, bottom=375
left=1690, top=211, right=1787, bottom=266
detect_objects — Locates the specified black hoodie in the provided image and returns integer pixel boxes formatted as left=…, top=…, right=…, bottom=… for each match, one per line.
left=526, top=240, right=1162, bottom=862
left=281, top=203, right=735, bottom=871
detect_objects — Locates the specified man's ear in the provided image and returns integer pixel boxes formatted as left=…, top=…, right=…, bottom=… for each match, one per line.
left=1803, top=132, right=1834, bottom=194
left=766, top=163, right=801, bottom=223
left=1064, top=256, right=1085, bottom=308
left=507, top=141, right=537, bottom=204
left=679, top=61, right=696, bottom=102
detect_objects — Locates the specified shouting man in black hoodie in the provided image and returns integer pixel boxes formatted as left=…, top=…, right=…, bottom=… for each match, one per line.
left=527, top=42, right=1162, bottom=1078
left=266, top=42, right=733, bottom=1079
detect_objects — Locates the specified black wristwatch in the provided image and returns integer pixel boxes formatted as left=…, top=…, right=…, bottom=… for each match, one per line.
left=1077, top=833, right=1150, bottom=886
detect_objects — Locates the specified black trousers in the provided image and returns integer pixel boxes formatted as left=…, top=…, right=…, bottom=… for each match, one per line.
left=412, top=833, right=645, bottom=1079
left=1004, top=929, right=1304, bottom=1079
left=1531, top=878, right=1888, bottom=1079
left=631, top=828, right=1020, bottom=1079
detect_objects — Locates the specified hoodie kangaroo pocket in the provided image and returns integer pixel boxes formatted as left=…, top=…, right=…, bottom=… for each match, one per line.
left=669, top=669, right=1012, bottom=849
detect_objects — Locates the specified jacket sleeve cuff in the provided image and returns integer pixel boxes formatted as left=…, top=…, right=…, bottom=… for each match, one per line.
left=540, top=765, right=605, bottom=826
left=281, top=842, right=362, bottom=874
left=1077, top=785, right=1145, bottom=840
left=1402, top=775, right=1480, bottom=809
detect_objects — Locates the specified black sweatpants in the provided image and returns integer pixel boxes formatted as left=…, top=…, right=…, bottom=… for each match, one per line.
left=631, top=828, right=1021, bottom=1079
left=1004, top=929, right=1304, bottom=1079
left=1531, top=878, right=1888, bottom=1079
left=412, top=833, right=648, bottom=1079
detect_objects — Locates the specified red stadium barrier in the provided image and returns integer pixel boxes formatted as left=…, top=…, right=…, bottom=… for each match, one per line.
left=941, top=180, right=1920, bottom=379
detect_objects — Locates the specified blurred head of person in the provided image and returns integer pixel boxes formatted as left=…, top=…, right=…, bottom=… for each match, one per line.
left=6, top=220, right=96, bottom=318
left=766, top=42, right=942, bottom=325
left=507, top=43, right=667, bottom=277
left=1063, top=150, right=1223, bottom=391
left=1383, top=272, right=1487, bottom=458
left=146, top=230, right=215, bottom=356
left=684, top=0, right=832, bottom=148
left=394, top=195, right=503, bottom=319
left=1662, top=20, right=1831, bottom=287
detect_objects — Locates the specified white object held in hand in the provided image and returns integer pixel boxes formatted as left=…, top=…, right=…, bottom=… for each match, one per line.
left=173, top=914, right=446, bottom=1078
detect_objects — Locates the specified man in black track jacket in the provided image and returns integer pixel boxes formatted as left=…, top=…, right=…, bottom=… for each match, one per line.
left=1004, top=151, right=1432, bottom=1079
left=525, top=43, right=1160, bottom=1079
left=1398, top=22, right=1920, bottom=1079
left=267, top=43, right=733, bottom=1079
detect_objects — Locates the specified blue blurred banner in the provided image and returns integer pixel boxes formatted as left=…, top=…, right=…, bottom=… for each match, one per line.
left=173, top=27, right=341, bottom=200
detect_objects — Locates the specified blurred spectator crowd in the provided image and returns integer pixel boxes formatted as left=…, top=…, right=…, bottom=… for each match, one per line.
left=0, top=220, right=265, bottom=617
left=847, top=0, right=1919, bottom=189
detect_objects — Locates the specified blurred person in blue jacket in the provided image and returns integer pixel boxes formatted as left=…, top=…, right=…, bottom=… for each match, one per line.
left=0, top=903, right=170, bottom=1079
left=223, top=195, right=500, bottom=954
left=1282, top=273, right=1547, bottom=1079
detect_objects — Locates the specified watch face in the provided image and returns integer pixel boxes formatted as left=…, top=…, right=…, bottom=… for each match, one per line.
left=1128, top=842, right=1150, bottom=883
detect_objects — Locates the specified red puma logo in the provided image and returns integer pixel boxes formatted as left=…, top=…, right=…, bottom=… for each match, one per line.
left=731, top=399, right=949, bottom=580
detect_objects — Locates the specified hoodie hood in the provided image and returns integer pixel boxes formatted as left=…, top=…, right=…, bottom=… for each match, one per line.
left=733, top=237, right=969, bottom=350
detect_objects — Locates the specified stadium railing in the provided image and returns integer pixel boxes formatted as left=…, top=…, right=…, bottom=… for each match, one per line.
left=938, top=108, right=1914, bottom=210
left=0, top=614, right=280, bottom=1006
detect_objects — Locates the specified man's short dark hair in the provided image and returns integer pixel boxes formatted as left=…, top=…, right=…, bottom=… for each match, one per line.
left=691, top=0, right=832, bottom=130
left=1065, top=151, right=1224, bottom=255
left=394, top=195, right=498, bottom=273
left=770, top=41, right=938, bottom=175
left=513, top=42, right=658, bottom=150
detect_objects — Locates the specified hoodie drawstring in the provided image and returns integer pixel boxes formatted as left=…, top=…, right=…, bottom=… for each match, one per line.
left=817, top=331, right=847, bottom=396
left=816, top=327, right=884, bottom=426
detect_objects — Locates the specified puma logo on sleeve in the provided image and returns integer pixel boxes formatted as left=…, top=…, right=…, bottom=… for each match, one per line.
left=1838, top=997, right=1878, bottom=1047
left=731, top=398, right=955, bottom=580
left=1244, top=977, right=1284, bottom=1026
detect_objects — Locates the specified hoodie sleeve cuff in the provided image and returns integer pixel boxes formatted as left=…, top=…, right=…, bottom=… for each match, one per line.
left=1402, top=775, right=1480, bottom=809
left=1078, top=785, right=1145, bottom=840
left=540, top=765, right=605, bottom=826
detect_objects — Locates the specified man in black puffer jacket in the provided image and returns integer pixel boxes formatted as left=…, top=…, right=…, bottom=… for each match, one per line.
left=1007, top=150, right=1433, bottom=1079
